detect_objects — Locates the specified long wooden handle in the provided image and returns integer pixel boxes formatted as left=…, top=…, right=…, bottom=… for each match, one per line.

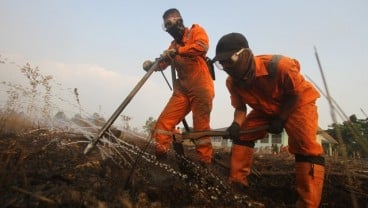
left=84, top=58, right=161, bottom=155
left=174, top=125, right=269, bottom=142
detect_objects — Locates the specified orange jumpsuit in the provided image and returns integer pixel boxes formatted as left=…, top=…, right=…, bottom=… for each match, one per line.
left=227, top=55, right=323, bottom=156
left=153, top=24, right=214, bottom=163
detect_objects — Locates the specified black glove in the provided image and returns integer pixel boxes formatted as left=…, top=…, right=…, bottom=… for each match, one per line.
left=226, top=122, right=240, bottom=140
left=268, top=117, right=285, bottom=134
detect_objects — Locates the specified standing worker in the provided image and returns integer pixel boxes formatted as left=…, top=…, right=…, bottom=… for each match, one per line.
left=213, top=32, right=325, bottom=207
left=144, top=8, right=215, bottom=165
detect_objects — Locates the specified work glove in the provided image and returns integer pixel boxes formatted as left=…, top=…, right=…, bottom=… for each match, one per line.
left=160, top=48, right=177, bottom=61
left=268, top=117, right=285, bottom=134
left=142, top=60, right=154, bottom=72
left=226, top=122, right=240, bottom=140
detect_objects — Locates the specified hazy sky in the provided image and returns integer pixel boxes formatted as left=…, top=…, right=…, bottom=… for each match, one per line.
left=1, top=0, right=367, bottom=130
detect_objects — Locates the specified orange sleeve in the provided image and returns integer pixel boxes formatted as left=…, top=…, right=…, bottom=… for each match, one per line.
left=226, top=77, right=245, bottom=110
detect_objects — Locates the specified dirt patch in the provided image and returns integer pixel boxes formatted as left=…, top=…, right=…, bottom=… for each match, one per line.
left=0, top=130, right=367, bottom=207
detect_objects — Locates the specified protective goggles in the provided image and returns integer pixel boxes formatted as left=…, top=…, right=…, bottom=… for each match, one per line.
left=215, top=48, right=246, bottom=71
left=162, top=17, right=183, bottom=31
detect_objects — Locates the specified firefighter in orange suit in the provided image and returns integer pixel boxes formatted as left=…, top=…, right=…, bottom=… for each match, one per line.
left=213, top=32, right=325, bottom=208
left=144, top=8, right=214, bottom=165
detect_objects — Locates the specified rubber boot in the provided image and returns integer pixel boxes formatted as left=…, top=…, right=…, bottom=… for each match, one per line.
left=295, top=162, right=325, bottom=208
left=229, top=144, right=254, bottom=187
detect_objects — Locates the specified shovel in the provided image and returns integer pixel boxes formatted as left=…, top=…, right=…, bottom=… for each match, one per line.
left=173, top=125, right=269, bottom=143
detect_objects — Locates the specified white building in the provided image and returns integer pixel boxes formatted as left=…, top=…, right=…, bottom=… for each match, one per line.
left=211, top=127, right=338, bottom=155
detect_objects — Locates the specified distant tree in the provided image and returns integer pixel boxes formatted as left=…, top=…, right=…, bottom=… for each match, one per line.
left=53, top=111, right=69, bottom=129
left=360, top=117, right=368, bottom=138
left=349, top=114, right=358, bottom=123
left=71, top=113, right=89, bottom=127
left=143, top=117, right=156, bottom=136
left=132, top=127, right=140, bottom=133
left=71, top=113, right=82, bottom=120
left=327, top=114, right=368, bottom=158
left=53, top=111, right=67, bottom=121
left=89, top=112, right=105, bottom=127
left=120, top=115, right=132, bottom=130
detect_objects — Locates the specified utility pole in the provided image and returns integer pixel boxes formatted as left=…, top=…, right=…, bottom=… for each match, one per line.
left=314, top=46, right=358, bottom=208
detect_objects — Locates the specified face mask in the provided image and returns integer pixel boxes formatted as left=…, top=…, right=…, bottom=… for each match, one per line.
left=226, top=49, right=255, bottom=88
left=165, top=19, right=185, bottom=43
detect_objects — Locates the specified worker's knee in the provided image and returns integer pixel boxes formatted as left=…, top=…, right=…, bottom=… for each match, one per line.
left=295, top=154, right=325, bottom=166
left=233, top=139, right=255, bottom=148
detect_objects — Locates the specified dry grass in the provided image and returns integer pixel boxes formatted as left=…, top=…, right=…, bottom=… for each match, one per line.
left=0, top=111, right=35, bottom=136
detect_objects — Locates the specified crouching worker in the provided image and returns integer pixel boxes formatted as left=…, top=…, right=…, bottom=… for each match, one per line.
left=213, top=32, right=325, bottom=207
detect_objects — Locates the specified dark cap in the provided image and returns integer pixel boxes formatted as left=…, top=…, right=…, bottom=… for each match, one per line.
left=213, top=33, right=249, bottom=62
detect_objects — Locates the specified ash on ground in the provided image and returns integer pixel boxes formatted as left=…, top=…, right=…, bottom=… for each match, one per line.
left=1, top=129, right=367, bottom=208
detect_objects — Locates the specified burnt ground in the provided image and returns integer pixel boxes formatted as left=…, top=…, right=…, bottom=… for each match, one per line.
left=0, top=129, right=367, bottom=208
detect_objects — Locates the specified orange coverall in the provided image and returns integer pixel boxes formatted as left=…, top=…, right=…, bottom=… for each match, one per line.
left=153, top=24, right=214, bottom=163
left=227, top=55, right=323, bottom=155
left=227, top=53, right=325, bottom=207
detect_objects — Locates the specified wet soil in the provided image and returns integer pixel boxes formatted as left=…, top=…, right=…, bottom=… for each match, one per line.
left=0, top=130, right=367, bottom=208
